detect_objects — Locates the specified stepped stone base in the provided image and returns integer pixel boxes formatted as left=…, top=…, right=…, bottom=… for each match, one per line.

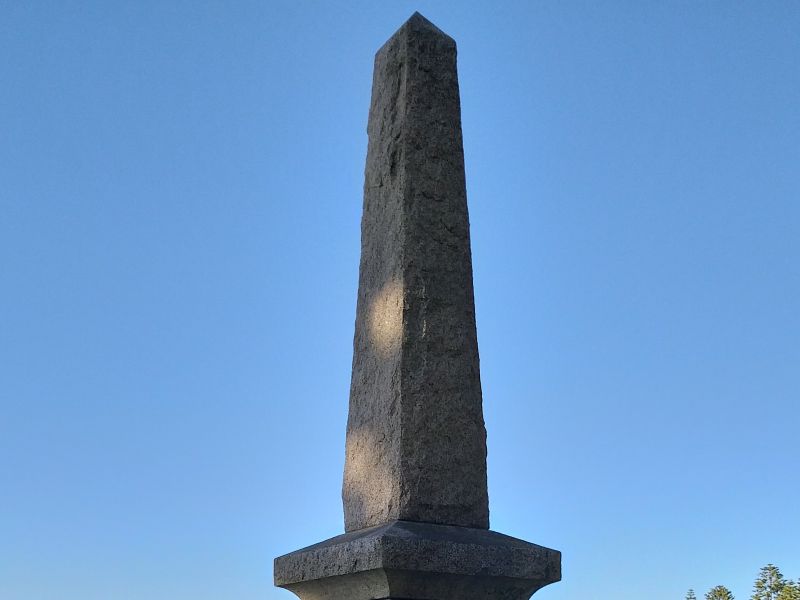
left=274, top=520, right=561, bottom=600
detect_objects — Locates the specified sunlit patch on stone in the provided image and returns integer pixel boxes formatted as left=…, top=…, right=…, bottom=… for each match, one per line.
left=368, top=278, right=403, bottom=357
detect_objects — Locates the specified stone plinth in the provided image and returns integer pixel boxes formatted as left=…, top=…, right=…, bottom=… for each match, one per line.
left=275, top=521, right=561, bottom=600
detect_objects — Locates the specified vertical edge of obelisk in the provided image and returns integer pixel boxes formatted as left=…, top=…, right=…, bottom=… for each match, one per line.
left=395, top=14, right=490, bottom=529
left=342, top=15, right=410, bottom=532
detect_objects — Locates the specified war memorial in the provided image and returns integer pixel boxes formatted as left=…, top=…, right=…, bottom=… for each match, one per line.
left=274, top=13, right=561, bottom=600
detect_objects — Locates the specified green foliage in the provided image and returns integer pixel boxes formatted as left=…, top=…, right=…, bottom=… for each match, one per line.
left=686, top=563, right=798, bottom=600
left=776, top=582, right=800, bottom=600
left=753, top=564, right=788, bottom=600
left=706, top=585, right=735, bottom=600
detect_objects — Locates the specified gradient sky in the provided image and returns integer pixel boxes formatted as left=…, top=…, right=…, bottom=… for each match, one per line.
left=2, top=2, right=799, bottom=599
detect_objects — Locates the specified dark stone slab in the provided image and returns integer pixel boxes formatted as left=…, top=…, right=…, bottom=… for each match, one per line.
left=274, top=520, right=561, bottom=600
left=342, top=9, right=489, bottom=533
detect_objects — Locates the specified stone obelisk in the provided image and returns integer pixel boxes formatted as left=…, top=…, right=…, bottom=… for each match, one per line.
left=274, top=13, right=560, bottom=600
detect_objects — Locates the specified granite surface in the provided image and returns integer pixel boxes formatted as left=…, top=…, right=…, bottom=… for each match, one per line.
left=342, top=10, right=489, bottom=533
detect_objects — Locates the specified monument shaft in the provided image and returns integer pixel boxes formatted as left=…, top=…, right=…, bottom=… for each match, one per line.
left=343, top=12, right=488, bottom=532
left=275, top=14, right=560, bottom=600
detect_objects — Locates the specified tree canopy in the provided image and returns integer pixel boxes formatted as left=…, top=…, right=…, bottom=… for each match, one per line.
left=706, top=585, right=735, bottom=600
left=688, top=564, right=799, bottom=600
left=753, top=564, right=787, bottom=600
left=776, top=582, right=800, bottom=600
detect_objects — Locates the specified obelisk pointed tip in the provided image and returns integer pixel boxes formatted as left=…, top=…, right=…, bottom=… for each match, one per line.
left=406, top=11, right=433, bottom=26
left=375, top=12, right=454, bottom=58
left=401, top=11, right=454, bottom=42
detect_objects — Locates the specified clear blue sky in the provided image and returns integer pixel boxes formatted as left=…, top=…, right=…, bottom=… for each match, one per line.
left=2, top=2, right=798, bottom=599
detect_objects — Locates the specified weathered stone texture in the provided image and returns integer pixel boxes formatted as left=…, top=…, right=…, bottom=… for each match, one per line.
left=342, top=11, right=489, bottom=533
